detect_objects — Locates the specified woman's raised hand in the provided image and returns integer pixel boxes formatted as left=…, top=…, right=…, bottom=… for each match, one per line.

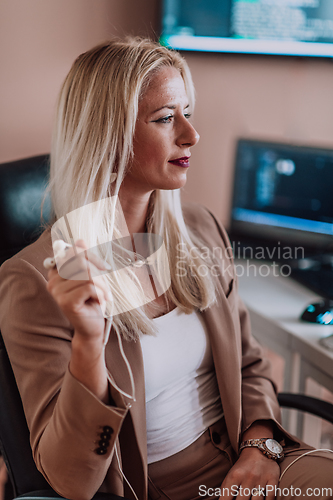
left=45, top=240, right=112, bottom=402
left=46, top=240, right=112, bottom=346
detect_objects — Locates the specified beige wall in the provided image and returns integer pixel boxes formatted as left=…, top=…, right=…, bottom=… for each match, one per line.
left=1, top=0, right=333, bottom=224
left=0, top=0, right=158, bottom=162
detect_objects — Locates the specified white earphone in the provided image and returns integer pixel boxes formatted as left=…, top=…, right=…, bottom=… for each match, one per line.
left=43, top=240, right=72, bottom=270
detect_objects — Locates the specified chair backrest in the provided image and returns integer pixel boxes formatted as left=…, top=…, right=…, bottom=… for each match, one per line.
left=0, top=331, right=51, bottom=497
left=0, top=156, right=128, bottom=500
left=0, top=154, right=53, bottom=496
left=0, top=155, right=51, bottom=266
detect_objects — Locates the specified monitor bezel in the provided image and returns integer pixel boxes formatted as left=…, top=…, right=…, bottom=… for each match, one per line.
left=229, top=138, right=333, bottom=252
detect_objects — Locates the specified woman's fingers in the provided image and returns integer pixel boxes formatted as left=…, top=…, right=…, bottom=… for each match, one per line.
left=44, top=239, right=114, bottom=343
left=46, top=239, right=113, bottom=322
left=219, top=451, right=280, bottom=500
left=56, top=282, right=102, bottom=314
left=47, top=268, right=112, bottom=311
left=55, top=243, right=110, bottom=281
left=47, top=239, right=111, bottom=290
left=265, top=482, right=277, bottom=500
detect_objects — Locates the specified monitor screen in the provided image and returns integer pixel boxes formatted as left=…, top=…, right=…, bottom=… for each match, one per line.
left=230, top=139, right=333, bottom=248
left=161, top=0, right=333, bottom=58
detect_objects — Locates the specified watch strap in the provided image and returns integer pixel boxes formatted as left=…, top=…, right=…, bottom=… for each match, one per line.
left=239, top=438, right=284, bottom=461
left=239, top=438, right=267, bottom=449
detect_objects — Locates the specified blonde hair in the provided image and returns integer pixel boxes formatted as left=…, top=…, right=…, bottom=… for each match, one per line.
left=48, top=37, right=217, bottom=340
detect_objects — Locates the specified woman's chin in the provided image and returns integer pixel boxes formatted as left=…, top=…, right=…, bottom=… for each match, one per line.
left=161, top=173, right=188, bottom=191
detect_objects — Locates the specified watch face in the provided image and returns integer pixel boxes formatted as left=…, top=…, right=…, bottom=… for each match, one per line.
left=265, top=439, right=283, bottom=454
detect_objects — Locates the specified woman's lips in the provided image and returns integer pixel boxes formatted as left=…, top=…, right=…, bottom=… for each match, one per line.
left=168, top=157, right=190, bottom=168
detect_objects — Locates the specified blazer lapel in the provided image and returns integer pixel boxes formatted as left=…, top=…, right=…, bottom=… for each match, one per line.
left=201, top=283, right=242, bottom=452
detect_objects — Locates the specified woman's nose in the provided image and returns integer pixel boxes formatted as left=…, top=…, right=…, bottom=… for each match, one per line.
left=177, top=120, right=200, bottom=147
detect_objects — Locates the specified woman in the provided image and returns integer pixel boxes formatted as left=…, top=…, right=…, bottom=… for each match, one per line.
left=0, top=38, right=332, bottom=500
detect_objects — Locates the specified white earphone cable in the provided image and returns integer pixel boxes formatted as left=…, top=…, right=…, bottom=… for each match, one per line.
left=279, top=448, right=333, bottom=481
left=104, top=317, right=136, bottom=402
left=115, top=444, right=139, bottom=500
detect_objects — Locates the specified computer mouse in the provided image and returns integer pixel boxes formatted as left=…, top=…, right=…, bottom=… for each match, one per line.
left=301, top=300, right=333, bottom=325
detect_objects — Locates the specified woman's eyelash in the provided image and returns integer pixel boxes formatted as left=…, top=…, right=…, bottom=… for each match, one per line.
left=155, top=112, right=192, bottom=123
left=156, top=115, right=173, bottom=123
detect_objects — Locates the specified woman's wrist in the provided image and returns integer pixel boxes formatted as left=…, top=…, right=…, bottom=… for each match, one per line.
left=239, top=420, right=284, bottom=461
left=70, top=334, right=109, bottom=403
left=72, top=330, right=106, bottom=352
left=241, top=420, right=274, bottom=441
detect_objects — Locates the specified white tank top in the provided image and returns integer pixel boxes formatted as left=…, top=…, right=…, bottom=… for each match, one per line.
left=140, top=307, right=223, bottom=464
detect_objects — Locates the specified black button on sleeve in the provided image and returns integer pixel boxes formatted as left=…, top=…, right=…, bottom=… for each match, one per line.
left=103, top=425, right=113, bottom=435
left=99, top=439, right=109, bottom=448
left=100, top=432, right=111, bottom=441
left=95, top=447, right=108, bottom=455
left=212, top=431, right=221, bottom=445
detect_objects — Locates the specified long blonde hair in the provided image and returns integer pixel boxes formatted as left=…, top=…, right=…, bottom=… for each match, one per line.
left=49, top=37, right=217, bottom=340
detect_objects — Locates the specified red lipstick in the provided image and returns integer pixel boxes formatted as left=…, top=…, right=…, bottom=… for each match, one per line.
left=168, top=156, right=190, bottom=168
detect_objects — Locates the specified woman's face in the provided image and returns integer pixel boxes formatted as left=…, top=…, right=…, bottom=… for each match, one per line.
left=122, top=66, right=200, bottom=196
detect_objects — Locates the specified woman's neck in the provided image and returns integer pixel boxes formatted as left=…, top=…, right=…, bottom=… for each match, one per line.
left=118, top=188, right=152, bottom=235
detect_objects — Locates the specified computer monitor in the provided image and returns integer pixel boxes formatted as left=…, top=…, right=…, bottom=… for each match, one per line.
left=161, top=0, right=333, bottom=59
left=230, top=139, right=333, bottom=251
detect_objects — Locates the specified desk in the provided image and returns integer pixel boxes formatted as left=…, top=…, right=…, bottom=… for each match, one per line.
left=236, top=259, right=333, bottom=444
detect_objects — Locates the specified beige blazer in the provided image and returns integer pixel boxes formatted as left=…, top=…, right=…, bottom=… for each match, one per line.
left=0, top=203, right=298, bottom=500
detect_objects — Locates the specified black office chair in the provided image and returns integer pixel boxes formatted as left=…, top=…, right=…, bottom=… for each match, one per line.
left=0, top=156, right=128, bottom=500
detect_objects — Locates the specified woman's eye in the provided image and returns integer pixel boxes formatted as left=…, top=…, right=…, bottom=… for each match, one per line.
left=155, top=115, right=173, bottom=123
left=154, top=112, right=191, bottom=124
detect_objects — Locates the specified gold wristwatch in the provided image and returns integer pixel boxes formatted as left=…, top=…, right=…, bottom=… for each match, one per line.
left=239, top=438, right=284, bottom=461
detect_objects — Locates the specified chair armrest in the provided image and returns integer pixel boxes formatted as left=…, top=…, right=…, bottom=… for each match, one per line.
left=278, top=392, right=333, bottom=424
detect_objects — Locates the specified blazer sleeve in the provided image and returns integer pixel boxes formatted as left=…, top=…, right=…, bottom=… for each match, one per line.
left=236, top=284, right=283, bottom=435
left=0, top=256, right=128, bottom=500
left=207, top=209, right=296, bottom=442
